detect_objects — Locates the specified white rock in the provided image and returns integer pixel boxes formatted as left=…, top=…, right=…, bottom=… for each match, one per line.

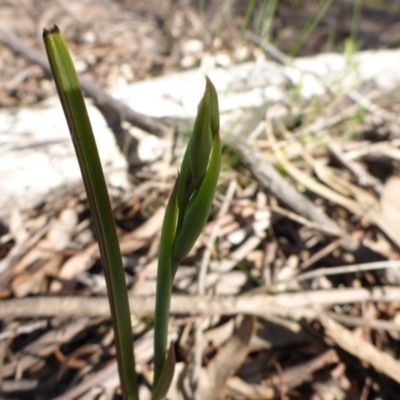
left=2, top=48, right=400, bottom=224
left=0, top=96, right=129, bottom=223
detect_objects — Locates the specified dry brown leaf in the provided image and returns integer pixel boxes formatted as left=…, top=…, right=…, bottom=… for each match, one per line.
left=203, top=315, right=256, bottom=399
left=320, top=313, right=400, bottom=384
left=51, top=207, right=161, bottom=292
left=9, top=209, right=78, bottom=297
left=50, top=243, right=99, bottom=293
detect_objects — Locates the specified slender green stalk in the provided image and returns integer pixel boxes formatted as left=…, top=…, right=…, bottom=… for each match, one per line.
left=152, top=181, right=178, bottom=400
left=152, top=77, right=221, bottom=399
left=257, top=0, right=279, bottom=41
left=239, top=0, right=257, bottom=38
left=289, top=0, right=333, bottom=57
left=42, top=25, right=138, bottom=400
left=350, top=0, right=362, bottom=44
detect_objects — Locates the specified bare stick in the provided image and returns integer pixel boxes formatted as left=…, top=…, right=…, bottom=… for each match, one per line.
left=294, top=259, right=400, bottom=282
left=4, top=286, right=400, bottom=320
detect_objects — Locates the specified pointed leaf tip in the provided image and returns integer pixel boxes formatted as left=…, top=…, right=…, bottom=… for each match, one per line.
left=43, top=24, right=60, bottom=37
left=205, top=76, right=219, bottom=135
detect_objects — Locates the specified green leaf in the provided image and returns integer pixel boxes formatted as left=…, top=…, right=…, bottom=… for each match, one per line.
left=42, top=24, right=138, bottom=400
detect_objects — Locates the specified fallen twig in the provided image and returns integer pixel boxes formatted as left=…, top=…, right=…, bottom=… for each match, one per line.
left=3, top=286, right=400, bottom=319
left=294, top=259, right=400, bottom=282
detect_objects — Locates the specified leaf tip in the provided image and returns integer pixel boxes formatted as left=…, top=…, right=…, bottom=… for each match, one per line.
left=204, top=76, right=219, bottom=136
left=42, top=24, right=60, bottom=37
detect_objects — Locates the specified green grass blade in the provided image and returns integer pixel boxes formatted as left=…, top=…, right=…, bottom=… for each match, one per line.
left=42, top=24, right=138, bottom=400
left=289, top=0, right=333, bottom=57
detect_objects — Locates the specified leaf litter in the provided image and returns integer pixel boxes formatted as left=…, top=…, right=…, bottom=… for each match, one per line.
left=2, top=1, right=400, bottom=399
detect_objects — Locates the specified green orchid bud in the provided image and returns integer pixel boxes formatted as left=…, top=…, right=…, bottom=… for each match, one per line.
left=175, top=77, right=220, bottom=238
left=189, top=77, right=214, bottom=184
left=172, top=120, right=221, bottom=272
left=176, top=77, right=220, bottom=230
left=153, top=77, right=221, bottom=396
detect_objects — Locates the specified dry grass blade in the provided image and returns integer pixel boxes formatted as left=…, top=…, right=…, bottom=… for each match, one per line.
left=272, top=144, right=361, bottom=215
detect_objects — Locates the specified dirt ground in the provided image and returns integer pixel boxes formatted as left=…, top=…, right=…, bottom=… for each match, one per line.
left=2, top=1, right=400, bottom=399
left=2, top=0, right=400, bottom=107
